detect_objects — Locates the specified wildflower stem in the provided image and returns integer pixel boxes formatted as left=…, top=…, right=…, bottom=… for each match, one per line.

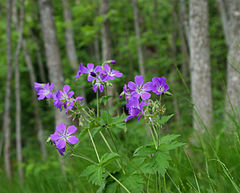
left=96, top=90, right=99, bottom=117
left=97, top=89, right=126, bottom=174
left=106, top=171, right=131, bottom=193
left=88, top=129, right=100, bottom=162
left=149, top=125, right=158, bottom=149
left=71, top=153, right=96, bottom=164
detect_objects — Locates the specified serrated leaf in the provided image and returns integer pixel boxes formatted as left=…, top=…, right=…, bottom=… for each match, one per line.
left=105, top=173, right=144, bottom=193
left=133, top=144, right=155, bottom=157
left=100, top=152, right=120, bottom=166
left=157, top=114, right=174, bottom=125
left=151, top=151, right=171, bottom=176
left=159, top=142, right=185, bottom=151
left=81, top=165, right=105, bottom=186
left=160, top=134, right=180, bottom=144
left=121, top=174, right=144, bottom=193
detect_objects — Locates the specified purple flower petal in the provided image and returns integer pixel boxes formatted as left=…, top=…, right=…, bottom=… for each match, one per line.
left=50, top=132, right=60, bottom=141
left=67, top=125, right=77, bottom=135
left=67, top=136, right=79, bottom=144
left=141, top=92, right=151, bottom=100
left=74, top=96, right=84, bottom=101
left=57, top=148, right=65, bottom=156
left=87, top=63, right=94, bottom=70
left=56, top=139, right=66, bottom=149
left=135, top=75, right=144, bottom=86
left=63, top=85, right=70, bottom=93
left=99, top=84, right=104, bottom=93
left=56, top=123, right=66, bottom=134
left=87, top=76, right=95, bottom=82
left=128, top=81, right=136, bottom=90
left=143, top=82, right=153, bottom=91
left=68, top=91, right=74, bottom=98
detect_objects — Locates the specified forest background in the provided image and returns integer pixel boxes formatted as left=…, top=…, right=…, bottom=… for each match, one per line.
left=1, top=0, right=240, bottom=192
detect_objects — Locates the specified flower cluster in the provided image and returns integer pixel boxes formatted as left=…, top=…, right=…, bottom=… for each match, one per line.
left=123, top=76, right=169, bottom=122
left=50, top=123, right=79, bottom=156
left=35, top=83, right=84, bottom=155
left=35, top=83, right=84, bottom=114
left=75, top=61, right=123, bottom=93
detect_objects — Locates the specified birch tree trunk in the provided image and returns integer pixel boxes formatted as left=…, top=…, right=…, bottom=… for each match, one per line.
left=100, top=0, right=114, bottom=107
left=62, top=0, right=86, bottom=100
left=23, top=40, right=47, bottom=161
left=38, top=0, right=67, bottom=173
left=13, top=0, right=25, bottom=183
left=225, top=0, right=240, bottom=116
left=3, top=0, right=13, bottom=180
left=62, top=0, right=78, bottom=70
left=131, top=0, right=145, bottom=77
left=189, top=0, right=213, bottom=131
left=37, top=0, right=68, bottom=125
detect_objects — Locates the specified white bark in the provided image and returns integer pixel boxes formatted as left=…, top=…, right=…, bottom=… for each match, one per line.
left=23, top=40, right=47, bottom=161
left=131, top=0, right=145, bottom=77
left=225, top=0, right=240, bottom=116
left=189, top=0, right=213, bottom=131
left=4, top=0, right=12, bottom=180
left=100, top=0, right=114, bottom=107
left=38, top=0, right=68, bottom=125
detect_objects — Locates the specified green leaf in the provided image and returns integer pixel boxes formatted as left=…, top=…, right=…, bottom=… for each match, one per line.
left=81, top=165, right=106, bottom=186
left=121, top=174, right=144, bottom=193
left=157, top=114, right=174, bottom=125
left=105, top=173, right=144, bottom=193
left=133, top=144, right=155, bottom=157
left=100, top=152, right=120, bottom=166
left=160, top=134, right=180, bottom=143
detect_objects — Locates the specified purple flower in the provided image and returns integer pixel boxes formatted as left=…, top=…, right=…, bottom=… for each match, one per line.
left=93, top=76, right=104, bottom=93
left=37, top=83, right=54, bottom=100
left=50, top=123, right=79, bottom=150
left=57, top=147, right=65, bottom=156
left=128, top=76, right=152, bottom=100
left=151, top=77, right=169, bottom=95
left=75, top=63, right=88, bottom=81
left=34, top=82, right=45, bottom=92
left=125, top=99, right=148, bottom=122
left=123, top=84, right=131, bottom=101
left=64, top=96, right=84, bottom=113
left=52, top=91, right=63, bottom=110
left=101, top=64, right=123, bottom=81
left=59, top=85, right=74, bottom=108
left=110, top=60, right=116, bottom=64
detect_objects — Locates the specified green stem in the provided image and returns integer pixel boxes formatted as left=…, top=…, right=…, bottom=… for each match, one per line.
left=149, top=125, right=158, bottom=149
left=107, top=171, right=131, bottom=193
left=88, top=129, right=100, bottom=162
left=97, top=90, right=99, bottom=117
left=71, top=153, right=96, bottom=164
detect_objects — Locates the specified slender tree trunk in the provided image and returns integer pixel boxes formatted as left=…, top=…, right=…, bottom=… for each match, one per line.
left=189, top=0, right=213, bottom=131
left=35, top=41, right=46, bottom=82
left=171, top=2, right=181, bottom=126
left=225, top=0, right=240, bottom=117
left=180, top=0, right=189, bottom=44
left=62, top=0, right=78, bottom=70
left=94, top=34, right=100, bottom=63
left=216, top=0, right=230, bottom=46
left=177, top=0, right=189, bottom=79
left=23, top=40, right=47, bottom=161
left=131, top=0, right=145, bottom=77
left=100, top=0, right=114, bottom=107
left=37, top=0, right=68, bottom=125
left=38, top=0, right=68, bottom=173
left=13, top=0, right=25, bottom=183
left=3, top=0, right=12, bottom=180
left=62, top=0, right=86, bottom=100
